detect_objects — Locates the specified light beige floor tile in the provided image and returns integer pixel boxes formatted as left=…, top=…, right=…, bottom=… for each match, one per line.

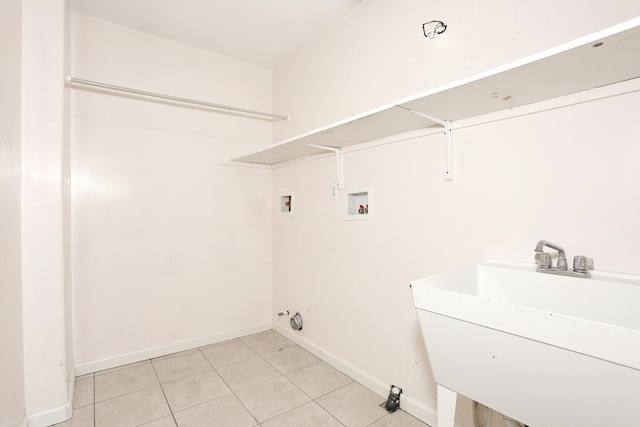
left=139, top=415, right=178, bottom=426
left=235, top=376, right=311, bottom=423
left=198, top=337, right=240, bottom=351
left=70, top=330, right=423, bottom=427
left=95, top=363, right=159, bottom=402
left=216, top=356, right=280, bottom=391
left=95, top=386, right=171, bottom=427
left=152, top=348, right=199, bottom=363
left=369, top=410, right=429, bottom=427
left=53, top=404, right=94, bottom=427
left=95, top=360, right=151, bottom=377
left=285, top=361, right=353, bottom=399
left=152, top=351, right=212, bottom=383
left=241, top=331, right=295, bottom=355
left=239, top=329, right=274, bottom=340
left=200, top=340, right=256, bottom=368
left=316, top=382, right=388, bottom=427
left=73, top=377, right=94, bottom=408
left=162, top=370, right=231, bottom=412
left=174, top=394, right=256, bottom=427
left=262, top=345, right=320, bottom=374
left=261, top=401, right=343, bottom=427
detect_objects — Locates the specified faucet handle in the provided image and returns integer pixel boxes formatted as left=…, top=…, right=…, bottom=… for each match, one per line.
left=573, top=255, right=594, bottom=272
left=538, top=252, right=552, bottom=268
left=557, top=253, right=568, bottom=271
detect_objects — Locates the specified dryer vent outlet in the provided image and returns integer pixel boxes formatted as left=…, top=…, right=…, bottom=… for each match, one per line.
left=290, top=312, right=303, bottom=331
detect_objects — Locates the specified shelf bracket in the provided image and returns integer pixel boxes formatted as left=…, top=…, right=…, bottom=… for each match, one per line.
left=402, top=108, right=448, bottom=127
left=444, top=120, right=454, bottom=181
left=403, top=108, right=455, bottom=181
left=305, top=144, right=343, bottom=189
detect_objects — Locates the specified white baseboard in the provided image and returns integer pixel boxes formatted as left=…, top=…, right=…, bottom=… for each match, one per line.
left=75, top=322, right=272, bottom=376
left=24, top=366, right=75, bottom=427
left=26, top=401, right=70, bottom=427
left=72, top=321, right=460, bottom=426
left=272, top=322, right=443, bottom=427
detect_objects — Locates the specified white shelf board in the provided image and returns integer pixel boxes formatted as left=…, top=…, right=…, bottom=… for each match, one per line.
left=399, top=17, right=640, bottom=120
left=231, top=17, right=640, bottom=166
left=231, top=104, right=440, bottom=164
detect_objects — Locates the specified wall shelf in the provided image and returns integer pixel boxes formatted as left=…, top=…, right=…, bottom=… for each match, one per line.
left=232, top=104, right=439, bottom=164
left=229, top=17, right=640, bottom=170
left=397, top=17, right=640, bottom=121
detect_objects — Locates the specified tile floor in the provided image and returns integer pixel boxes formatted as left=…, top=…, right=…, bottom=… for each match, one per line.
left=54, top=330, right=429, bottom=427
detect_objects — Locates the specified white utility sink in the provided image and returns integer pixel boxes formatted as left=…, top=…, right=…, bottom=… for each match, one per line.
left=410, top=259, right=640, bottom=427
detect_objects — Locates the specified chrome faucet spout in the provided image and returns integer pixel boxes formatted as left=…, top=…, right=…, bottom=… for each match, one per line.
left=535, top=240, right=565, bottom=256
left=533, top=240, right=591, bottom=278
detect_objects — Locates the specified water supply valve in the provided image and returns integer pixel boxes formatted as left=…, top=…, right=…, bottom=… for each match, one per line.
left=384, top=385, right=402, bottom=413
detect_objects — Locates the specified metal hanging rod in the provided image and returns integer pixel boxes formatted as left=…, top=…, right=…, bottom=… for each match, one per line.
left=65, top=74, right=289, bottom=121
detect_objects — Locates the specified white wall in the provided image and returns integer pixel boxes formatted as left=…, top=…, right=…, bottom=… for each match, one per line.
left=273, top=0, right=640, bottom=141
left=0, top=0, right=26, bottom=425
left=21, top=0, right=73, bottom=425
left=64, top=0, right=75, bottom=394
left=271, top=1, right=640, bottom=426
left=71, top=14, right=274, bottom=369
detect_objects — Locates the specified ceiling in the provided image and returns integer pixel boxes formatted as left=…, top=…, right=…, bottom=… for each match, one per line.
left=70, top=0, right=365, bottom=69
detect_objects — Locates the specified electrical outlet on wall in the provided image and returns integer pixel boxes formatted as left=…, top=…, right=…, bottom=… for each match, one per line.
left=331, top=184, right=339, bottom=200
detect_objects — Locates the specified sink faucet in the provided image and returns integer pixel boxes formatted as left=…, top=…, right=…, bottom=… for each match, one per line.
left=534, top=240, right=593, bottom=278
left=534, top=240, right=568, bottom=271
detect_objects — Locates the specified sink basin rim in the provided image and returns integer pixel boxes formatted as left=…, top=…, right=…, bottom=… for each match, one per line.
left=410, top=259, right=640, bottom=371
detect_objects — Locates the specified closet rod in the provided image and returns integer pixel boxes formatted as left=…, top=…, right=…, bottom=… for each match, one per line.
left=66, top=75, right=289, bottom=121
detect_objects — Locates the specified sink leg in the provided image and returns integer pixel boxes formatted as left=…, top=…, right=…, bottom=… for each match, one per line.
left=437, top=384, right=457, bottom=427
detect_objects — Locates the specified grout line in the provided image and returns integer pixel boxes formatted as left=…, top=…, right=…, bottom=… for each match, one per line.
left=321, top=402, right=348, bottom=427
left=84, top=330, right=413, bottom=427
left=250, top=341, right=350, bottom=426
left=249, top=370, right=313, bottom=424
left=93, top=383, right=163, bottom=404
left=94, top=360, right=152, bottom=377
left=149, top=356, right=180, bottom=426
left=199, top=341, right=260, bottom=369
left=199, top=347, right=260, bottom=426
left=283, top=359, right=324, bottom=375
left=219, top=339, right=310, bottom=424
left=258, top=400, right=312, bottom=425
left=225, top=371, right=283, bottom=393
left=93, top=364, right=163, bottom=405
left=306, top=377, right=356, bottom=401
